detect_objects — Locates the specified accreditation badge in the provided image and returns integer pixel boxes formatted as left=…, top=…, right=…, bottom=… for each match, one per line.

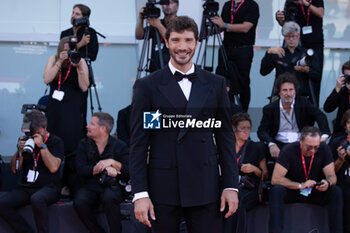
left=52, top=90, right=64, bottom=101
left=27, top=169, right=39, bottom=183
left=302, top=26, right=312, bottom=35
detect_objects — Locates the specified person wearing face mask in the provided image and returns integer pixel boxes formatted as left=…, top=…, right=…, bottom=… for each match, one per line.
left=257, top=72, right=329, bottom=161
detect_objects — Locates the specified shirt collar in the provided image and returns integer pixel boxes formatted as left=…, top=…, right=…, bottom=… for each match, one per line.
left=279, top=98, right=295, bottom=111
left=168, top=61, right=195, bottom=75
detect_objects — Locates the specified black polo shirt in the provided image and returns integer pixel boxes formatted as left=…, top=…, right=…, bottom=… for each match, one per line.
left=290, top=0, right=324, bottom=48
left=21, top=133, right=64, bottom=190
left=277, top=142, right=333, bottom=183
left=221, top=0, right=259, bottom=47
left=76, top=135, right=129, bottom=189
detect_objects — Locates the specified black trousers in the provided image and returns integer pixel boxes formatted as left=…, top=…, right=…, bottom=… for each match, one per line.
left=151, top=202, right=221, bottom=233
left=0, top=186, right=60, bottom=233
left=74, top=185, right=124, bottom=233
left=339, top=184, right=350, bottom=233
left=226, top=46, right=254, bottom=112
left=269, top=185, right=343, bottom=233
left=222, top=188, right=259, bottom=233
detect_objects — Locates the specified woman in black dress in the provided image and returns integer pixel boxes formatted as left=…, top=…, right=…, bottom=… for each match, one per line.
left=43, top=36, right=89, bottom=156
left=223, top=112, right=268, bottom=233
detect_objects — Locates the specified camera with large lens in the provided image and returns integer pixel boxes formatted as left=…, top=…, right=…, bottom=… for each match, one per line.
left=344, top=74, right=350, bottom=84
left=342, top=140, right=350, bottom=152
left=68, top=36, right=81, bottom=64
left=99, top=170, right=118, bottom=186
left=239, top=175, right=256, bottom=190
left=72, top=16, right=90, bottom=27
left=142, top=0, right=170, bottom=18
left=203, top=0, right=219, bottom=17
left=284, top=0, right=300, bottom=22
left=295, top=48, right=314, bottom=67
left=20, top=121, right=35, bottom=156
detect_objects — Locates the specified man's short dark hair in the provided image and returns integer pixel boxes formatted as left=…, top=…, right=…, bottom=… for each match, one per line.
left=23, top=110, right=47, bottom=129
left=165, top=16, right=198, bottom=41
left=92, top=112, right=114, bottom=134
left=170, top=0, right=179, bottom=5
left=341, top=109, right=350, bottom=127
left=275, top=72, right=299, bottom=94
left=73, top=4, right=91, bottom=17
left=300, top=126, right=321, bottom=141
left=342, top=61, right=350, bottom=74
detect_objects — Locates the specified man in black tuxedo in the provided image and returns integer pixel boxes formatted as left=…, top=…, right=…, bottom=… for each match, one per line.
left=130, top=16, right=239, bottom=233
left=257, top=72, right=330, bottom=160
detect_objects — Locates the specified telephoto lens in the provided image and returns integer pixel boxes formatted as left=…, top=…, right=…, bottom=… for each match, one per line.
left=22, top=138, right=35, bottom=156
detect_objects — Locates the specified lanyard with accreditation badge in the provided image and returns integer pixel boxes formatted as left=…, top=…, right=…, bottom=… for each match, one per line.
left=32, top=133, right=49, bottom=169
left=299, top=145, right=314, bottom=196
left=58, top=64, right=72, bottom=90
left=230, top=0, right=246, bottom=23
left=300, top=0, right=312, bottom=26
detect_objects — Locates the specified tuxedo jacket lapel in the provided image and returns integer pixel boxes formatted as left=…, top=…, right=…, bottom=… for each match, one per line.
left=177, top=68, right=212, bottom=141
left=157, top=67, right=188, bottom=110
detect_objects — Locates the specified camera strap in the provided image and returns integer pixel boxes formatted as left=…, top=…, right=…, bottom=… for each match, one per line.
left=230, top=0, right=246, bottom=23
left=300, top=0, right=312, bottom=26
left=32, top=133, right=49, bottom=169
left=300, top=145, right=314, bottom=181
left=236, top=139, right=249, bottom=166
left=58, top=64, right=72, bottom=90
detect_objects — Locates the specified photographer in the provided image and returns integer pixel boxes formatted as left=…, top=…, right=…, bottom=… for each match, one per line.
left=0, top=110, right=64, bottom=233
left=324, top=61, right=350, bottom=141
left=260, top=21, right=320, bottom=103
left=135, top=0, right=178, bottom=73
left=60, top=4, right=99, bottom=61
left=210, top=0, right=259, bottom=111
left=276, top=0, right=324, bottom=106
left=74, top=112, right=129, bottom=233
left=329, top=109, right=350, bottom=233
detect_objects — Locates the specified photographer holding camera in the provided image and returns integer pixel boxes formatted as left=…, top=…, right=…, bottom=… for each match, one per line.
left=324, top=61, right=350, bottom=141
left=276, top=0, right=324, bottom=106
left=135, top=0, right=178, bottom=73
left=0, top=110, right=64, bottom=233
left=260, top=21, right=321, bottom=103
left=329, top=109, right=350, bottom=233
left=210, top=0, right=259, bottom=111
left=61, top=4, right=99, bottom=62
left=74, top=112, right=129, bottom=233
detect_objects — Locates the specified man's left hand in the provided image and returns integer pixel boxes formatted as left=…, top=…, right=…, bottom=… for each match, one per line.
left=315, top=179, right=329, bottom=192
left=294, top=65, right=310, bottom=73
left=95, top=159, right=116, bottom=172
left=210, top=16, right=225, bottom=29
left=147, top=18, right=162, bottom=29
left=105, top=166, right=120, bottom=177
left=220, top=189, right=238, bottom=218
left=33, top=133, right=44, bottom=148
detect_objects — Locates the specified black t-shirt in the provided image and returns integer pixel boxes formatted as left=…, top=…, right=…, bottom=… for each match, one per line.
left=76, top=135, right=129, bottom=190
left=21, top=133, right=64, bottom=189
left=286, top=0, right=324, bottom=48
left=221, top=0, right=259, bottom=47
left=277, top=142, right=333, bottom=183
left=235, top=140, right=265, bottom=185
left=329, top=135, right=350, bottom=185
left=60, top=26, right=99, bottom=61
left=147, top=19, right=170, bottom=73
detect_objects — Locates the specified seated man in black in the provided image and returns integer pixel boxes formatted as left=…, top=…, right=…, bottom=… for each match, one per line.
left=0, top=110, right=64, bottom=233
left=257, top=72, right=330, bottom=160
left=329, top=109, right=350, bottom=233
left=260, top=21, right=321, bottom=105
left=270, top=126, right=342, bottom=233
left=74, top=112, right=129, bottom=233
left=324, top=61, right=350, bottom=141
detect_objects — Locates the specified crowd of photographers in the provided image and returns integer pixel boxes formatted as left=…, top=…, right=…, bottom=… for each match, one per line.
left=1, top=0, right=350, bottom=233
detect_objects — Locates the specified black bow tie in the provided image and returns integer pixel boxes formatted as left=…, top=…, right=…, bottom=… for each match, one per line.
left=174, top=71, right=196, bottom=82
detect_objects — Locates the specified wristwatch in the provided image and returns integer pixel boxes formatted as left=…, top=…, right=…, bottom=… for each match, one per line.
left=224, top=23, right=228, bottom=31
left=40, top=144, right=47, bottom=150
